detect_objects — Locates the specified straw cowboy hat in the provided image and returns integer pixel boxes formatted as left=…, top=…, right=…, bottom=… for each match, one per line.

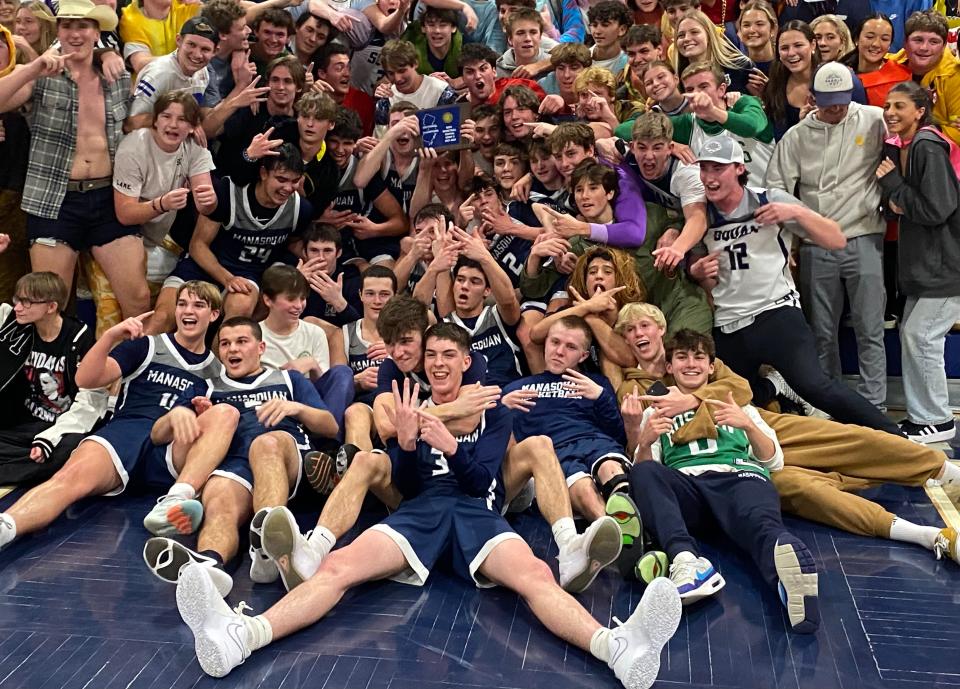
left=56, top=0, right=118, bottom=33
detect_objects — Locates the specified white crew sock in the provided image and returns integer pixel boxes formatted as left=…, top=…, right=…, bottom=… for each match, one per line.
left=167, top=483, right=196, bottom=500
left=889, top=517, right=940, bottom=550
left=552, top=517, right=577, bottom=549
left=0, top=513, right=16, bottom=548
left=938, top=461, right=960, bottom=488
left=590, top=626, right=612, bottom=663
left=308, top=525, right=336, bottom=558
left=243, top=614, right=273, bottom=652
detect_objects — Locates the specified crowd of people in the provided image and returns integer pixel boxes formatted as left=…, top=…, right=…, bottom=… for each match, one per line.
left=0, top=0, right=959, bottom=685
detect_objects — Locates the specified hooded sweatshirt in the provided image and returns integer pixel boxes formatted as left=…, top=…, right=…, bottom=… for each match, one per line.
left=878, top=128, right=960, bottom=298
left=765, top=101, right=886, bottom=242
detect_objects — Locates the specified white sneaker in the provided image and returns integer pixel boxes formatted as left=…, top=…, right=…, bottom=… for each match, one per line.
left=506, top=478, right=535, bottom=513
left=773, top=534, right=819, bottom=633
left=249, top=508, right=280, bottom=584
left=0, top=513, right=15, bottom=551
left=607, top=577, right=682, bottom=689
left=143, top=495, right=203, bottom=537
left=559, top=516, right=622, bottom=593
left=177, top=563, right=251, bottom=678
left=669, top=552, right=725, bottom=605
left=143, top=536, right=234, bottom=597
left=261, top=506, right=322, bottom=591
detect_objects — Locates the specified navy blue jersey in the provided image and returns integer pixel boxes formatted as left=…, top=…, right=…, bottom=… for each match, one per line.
left=376, top=352, right=487, bottom=399
left=342, top=319, right=383, bottom=405
left=487, top=232, right=531, bottom=288
left=110, top=334, right=220, bottom=422
left=503, top=371, right=625, bottom=450
left=184, top=368, right=326, bottom=451
left=198, top=178, right=309, bottom=279
left=301, top=263, right=362, bottom=326
left=444, top=306, right=523, bottom=387
left=393, top=402, right=511, bottom=505
left=379, top=151, right=418, bottom=215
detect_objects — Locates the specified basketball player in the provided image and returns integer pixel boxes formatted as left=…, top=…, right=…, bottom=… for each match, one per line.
left=173, top=323, right=682, bottom=689
left=0, top=282, right=237, bottom=550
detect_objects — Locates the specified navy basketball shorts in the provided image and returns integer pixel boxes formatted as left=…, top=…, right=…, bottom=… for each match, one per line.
left=554, top=438, right=631, bottom=487
left=82, top=417, right=177, bottom=496
left=211, top=430, right=307, bottom=499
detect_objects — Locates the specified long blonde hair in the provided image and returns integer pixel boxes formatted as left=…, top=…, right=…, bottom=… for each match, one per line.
left=673, top=9, right=753, bottom=78
left=17, top=1, right=55, bottom=55
left=736, top=1, right=778, bottom=56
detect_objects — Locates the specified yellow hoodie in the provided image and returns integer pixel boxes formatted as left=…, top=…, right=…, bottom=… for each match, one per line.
left=894, top=46, right=960, bottom=145
left=0, top=25, right=15, bottom=78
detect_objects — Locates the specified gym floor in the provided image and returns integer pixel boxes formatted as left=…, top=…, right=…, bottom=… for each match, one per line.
left=0, top=461, right=958, bottom=689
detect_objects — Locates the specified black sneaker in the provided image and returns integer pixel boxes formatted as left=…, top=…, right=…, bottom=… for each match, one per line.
left=899, top=419, right=957, bottom=444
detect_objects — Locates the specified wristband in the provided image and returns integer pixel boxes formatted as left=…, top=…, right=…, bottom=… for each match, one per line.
left=158, top=196, right=166, bottom=212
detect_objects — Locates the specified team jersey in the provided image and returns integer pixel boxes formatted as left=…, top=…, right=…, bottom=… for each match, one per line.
left=704, top=187, right=806, bottom=332
left=350, top=30, right=387, bottom=96
left=188, top=368, right=326, bottom=451
left=379, top=150, right=419, bottom=215
left=642, top=404, right=783, bottom=478
left=181, top=178, right=303, bottom=281
left=444, top=306, right=523, bottom=387
left=503, top=371, right=625, bottom=450
left=393, top=401, right=511, bottom=507
left=342, top=319, right=383, bottom=405
left=625, top=155, right=706, bottom=213
left=110, top=334, right=220, bottom=422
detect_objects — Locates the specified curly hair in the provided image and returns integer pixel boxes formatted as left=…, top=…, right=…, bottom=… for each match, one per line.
left=568, top=245, right=646, bottom=310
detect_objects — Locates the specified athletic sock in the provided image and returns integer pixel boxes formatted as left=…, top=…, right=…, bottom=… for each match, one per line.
left=0, top=513, right=16, bottom=548
left=308, top=526, right=336, bottom=558
left=589, top=626, right=612, bottom=664
left=552, top=517, right=577, bottom=550
left=889, top=517, right=940, bottom=550
left=938, top=461, right=960, bottom=488
left=166, top=483, right=196, bottom=500
left=200, top=549, right=225, bottom=567
left=242, top=614, right=273, bottom=652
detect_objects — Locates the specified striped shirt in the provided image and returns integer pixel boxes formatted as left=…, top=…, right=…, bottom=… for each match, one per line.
left=23, top=69, right=132, bottom=219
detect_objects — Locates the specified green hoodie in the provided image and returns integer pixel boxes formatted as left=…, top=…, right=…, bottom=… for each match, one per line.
left=403, top=21, right=463, bottom=79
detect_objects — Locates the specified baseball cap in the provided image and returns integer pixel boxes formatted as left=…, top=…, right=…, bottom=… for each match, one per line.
left=812, top=62, right=854, bottom=107
left=180, top=16, right=220, bottom=45
left=695, top=136, right=745, bottom=165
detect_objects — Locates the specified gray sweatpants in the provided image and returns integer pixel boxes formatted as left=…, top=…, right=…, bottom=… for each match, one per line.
left=798, top=234, right=887, bottom=408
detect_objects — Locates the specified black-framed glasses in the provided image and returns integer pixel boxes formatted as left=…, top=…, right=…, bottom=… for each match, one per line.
left=12, top=296, right=51, bottom=308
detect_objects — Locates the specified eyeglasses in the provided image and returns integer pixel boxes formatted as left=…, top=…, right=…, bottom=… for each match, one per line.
left=12, top=296, right=51, bottom=308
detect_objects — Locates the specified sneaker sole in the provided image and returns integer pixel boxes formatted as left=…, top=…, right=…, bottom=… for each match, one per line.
left=261, top=508, right=308, bottom=591
left=635, top=551, right=669, bottom=584
left=606, top=493, right=644, bottom=578
left=305, top=452, right=336, bottom=495
left=774, top=536, right=819, bottom=633
left=678, top=569, right=725, bottom=605
left=907, top=428, right=957, bottom=444
left=622, top=578, right=682, bottom=689
left=249, top=509, right=280, bottom=585
left=143, top=537, right=194, bottom=586
left=564, top=516, right=622, bottom=593
left=176, top=565, right=236, bottom=678
left=144, top=500, right=204, bottom=537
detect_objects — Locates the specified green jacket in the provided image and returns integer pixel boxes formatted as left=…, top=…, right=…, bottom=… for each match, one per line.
left=669, top=95, right=774, bottom=145
left=519, top=202, right=714, bottom=335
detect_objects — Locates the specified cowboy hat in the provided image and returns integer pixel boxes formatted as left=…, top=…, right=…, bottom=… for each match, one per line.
left=56, top=0, right=118, bottom=33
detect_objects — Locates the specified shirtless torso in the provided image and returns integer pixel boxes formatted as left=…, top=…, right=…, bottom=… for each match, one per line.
left=70, top=69, right=111, bottom=180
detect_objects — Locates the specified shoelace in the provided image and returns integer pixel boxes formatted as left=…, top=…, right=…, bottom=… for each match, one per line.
left=669, top=559, right=698, bottom=584
left=934, top=533, right=950, bottom=561
left=233, top=601, right=252, bottom=617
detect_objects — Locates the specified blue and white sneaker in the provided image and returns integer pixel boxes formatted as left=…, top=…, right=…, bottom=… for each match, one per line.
left=143, top=494, right=203, bottom=536
left=774, top=534, right=819, bottom=633
left=668, top=552, right=725, bottom=605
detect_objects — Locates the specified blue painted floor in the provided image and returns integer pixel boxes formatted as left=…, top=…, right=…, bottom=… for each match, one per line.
left=1, top=482, right=959, bottom=689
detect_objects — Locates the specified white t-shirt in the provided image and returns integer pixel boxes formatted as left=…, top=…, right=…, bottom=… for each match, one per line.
left=261, top=320, right=331, bottom=373
left=129, top=52, right=210, bottom=116
left=113, top=128, right=215, bottom=246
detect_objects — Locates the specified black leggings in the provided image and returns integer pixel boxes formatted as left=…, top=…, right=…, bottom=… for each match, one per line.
left=714, top=307, right=901, bottom=436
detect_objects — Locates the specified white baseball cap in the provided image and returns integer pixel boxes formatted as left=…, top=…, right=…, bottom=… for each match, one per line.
left=812, top=62, right=854, bottom=107
left=695, top=136, right=745, bottom=165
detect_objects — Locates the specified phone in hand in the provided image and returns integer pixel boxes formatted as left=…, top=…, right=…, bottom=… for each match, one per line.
left=647, top=381, right=669, bottom=396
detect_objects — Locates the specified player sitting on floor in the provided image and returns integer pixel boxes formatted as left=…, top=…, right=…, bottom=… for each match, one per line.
left=0, top=281, right=238, bottom=551
left=174, top=322, right=683, bottom=689
left=613, top=302, right=960, bottom=568
left=143, top=316, right=339, bottom=594
left=503, top=315, right=633, bottom=521
left=621, top=328, right=820, bottom=633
